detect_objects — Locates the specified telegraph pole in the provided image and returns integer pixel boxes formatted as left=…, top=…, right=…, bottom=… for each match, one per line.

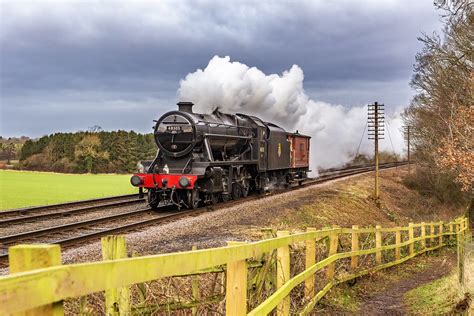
left=368, top=102, right=384, bottom=199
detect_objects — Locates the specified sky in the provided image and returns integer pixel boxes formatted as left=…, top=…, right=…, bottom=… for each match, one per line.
left=0, top=1, right=443, bottom=147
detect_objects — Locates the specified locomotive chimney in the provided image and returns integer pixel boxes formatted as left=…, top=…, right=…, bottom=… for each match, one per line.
left=177, top=101, right=194, bottom=113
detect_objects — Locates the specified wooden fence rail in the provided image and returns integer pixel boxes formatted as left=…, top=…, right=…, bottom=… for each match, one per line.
left=0, top=216, right=468, bottom=315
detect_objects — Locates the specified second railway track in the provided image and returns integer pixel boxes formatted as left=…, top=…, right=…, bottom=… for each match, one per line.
left=0, top=197, right=145, bottom=226
left=0, top=161, right=407, bottom=266
left=1, top=193, right=142, bottom=217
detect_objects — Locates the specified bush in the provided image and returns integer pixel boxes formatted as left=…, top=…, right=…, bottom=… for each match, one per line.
left=20, top=153, right=53, bottom=171
left=51, top=158, right=76, bottom=173
left=344, top=151, right=401, bottom=168
left=402, top=166, right=468, bottom=206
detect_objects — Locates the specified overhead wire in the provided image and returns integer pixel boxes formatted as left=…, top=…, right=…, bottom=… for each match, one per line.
left=385, top=119, right=397, bottom=158
left=354, top=120, right=367, bottom=159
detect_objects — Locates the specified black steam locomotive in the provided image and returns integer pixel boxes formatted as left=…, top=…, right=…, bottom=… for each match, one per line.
left=131, top=102, right=310, bottom=209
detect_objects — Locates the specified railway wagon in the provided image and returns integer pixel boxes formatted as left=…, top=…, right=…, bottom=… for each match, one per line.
left=289, top=132, right=311, bottom=184
left=131, top=102, right=310, bottom=209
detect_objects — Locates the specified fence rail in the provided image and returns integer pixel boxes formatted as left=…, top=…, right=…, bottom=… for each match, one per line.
left=0, top=216, right=469, bottom=315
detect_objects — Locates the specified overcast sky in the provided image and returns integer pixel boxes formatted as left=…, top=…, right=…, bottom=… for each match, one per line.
left=0, top=1, right=443, bottom=138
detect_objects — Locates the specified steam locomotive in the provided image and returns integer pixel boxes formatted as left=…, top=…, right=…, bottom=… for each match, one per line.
left=130, top=102, right=310, bottom=210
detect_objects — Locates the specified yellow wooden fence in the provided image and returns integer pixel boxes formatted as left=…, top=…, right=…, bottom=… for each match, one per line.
left=0, top=216, right=469, bottom=315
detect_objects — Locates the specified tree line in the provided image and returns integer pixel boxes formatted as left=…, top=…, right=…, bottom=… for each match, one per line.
left=404, top=0, right=472, bottom=204
left=17, top=130, right=156, bottom=173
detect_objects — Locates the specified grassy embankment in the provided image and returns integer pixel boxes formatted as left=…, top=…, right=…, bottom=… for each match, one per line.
left=0, top=170, right=137, bottom=210
left=405, top=271, right=468, bottom=314
left=262, top=167, right=462, bottom=232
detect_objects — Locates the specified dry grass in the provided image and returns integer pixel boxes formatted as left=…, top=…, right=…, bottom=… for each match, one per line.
left=269, top=167, right=462, bottom=233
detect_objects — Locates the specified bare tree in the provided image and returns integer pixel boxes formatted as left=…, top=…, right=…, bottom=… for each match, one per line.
left=404, top=0, right=473, bottom=198
left=88, top=125, right=103, bottom=133
left=74, top=135, right=109, bottom=173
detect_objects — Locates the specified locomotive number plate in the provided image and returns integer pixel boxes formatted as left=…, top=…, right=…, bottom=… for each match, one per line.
left=167, top=126, right=183, bottom=132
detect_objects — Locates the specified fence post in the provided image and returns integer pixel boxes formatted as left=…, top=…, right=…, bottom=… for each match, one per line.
left=276, top=231, right=290, bottom=316
left=450, top=223, right=454, bottom=241
left=465, top=217, right=469, bottom=237
left=304, top=227, right=316, bottom=301
left=462, top=217, right=470, bottom=235
left=351, top=225, right=359, bottom=270
left=327, top=227, right=339, bottom=280
left=459, top=219, right=466, bottom=283
left=408, top=223, right=414, bottom=255
left=430, top=223, right=435, bottom=246
left=439, top=222, right=444, bottom=246
left=9, top=244, right=64, bottom=316
left=468, top=200, right=474, bottom=237
left=375, top=225, right=382, bottom=264
left=456, top=221, right=462, bottom=283
left=395, top=229, right=401, bottom=261
left=226, top=241, right=248, bottom=316
left=131, top=251, right=147, bottom=306
left=191, top=245, right=201, bottom=316
left=255, top=229, right=275, bottom=297
left=421, top=222, right=426, bottom=249
left=466, top=217, right=471, bottom=240
left=101, top=235, right=130, bottom=316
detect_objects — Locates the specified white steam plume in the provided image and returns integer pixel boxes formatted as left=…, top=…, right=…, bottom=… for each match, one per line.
left=178, top=56, right=405, bottom=170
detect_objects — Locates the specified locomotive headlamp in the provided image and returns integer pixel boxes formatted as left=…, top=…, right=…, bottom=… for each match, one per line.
left=178, top=176, right=190, bottom=188
left=130, top=175, right=143, bottom=186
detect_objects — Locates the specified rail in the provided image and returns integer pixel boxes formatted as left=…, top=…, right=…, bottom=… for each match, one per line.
left=0, top=216, right=468, bottom=315
left=0, top=193, right=141, bottom=215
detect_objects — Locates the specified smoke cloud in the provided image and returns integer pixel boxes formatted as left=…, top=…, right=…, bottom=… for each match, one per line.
left=178, top=56, right=405, bottom=170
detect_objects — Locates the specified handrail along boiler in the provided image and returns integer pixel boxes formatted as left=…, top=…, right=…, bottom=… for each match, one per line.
left=131, top=102, right=310, bottom=209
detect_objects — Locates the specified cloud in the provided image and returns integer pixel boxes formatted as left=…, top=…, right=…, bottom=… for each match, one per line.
left=0, top=1, right=442, bottom=137
left=179, top=56, right=405, bottom=170
left=179, top=56, right=308, bottom=124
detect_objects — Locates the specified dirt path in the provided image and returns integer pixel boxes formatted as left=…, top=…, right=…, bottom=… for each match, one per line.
left=356, top=251, right=455, bottom=315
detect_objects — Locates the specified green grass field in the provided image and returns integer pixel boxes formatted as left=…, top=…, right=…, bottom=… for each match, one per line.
left=0, top=170, right=137, bottom=210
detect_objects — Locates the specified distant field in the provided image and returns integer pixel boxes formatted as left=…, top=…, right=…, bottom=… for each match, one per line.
left=0, top=170, right=137, bottom=210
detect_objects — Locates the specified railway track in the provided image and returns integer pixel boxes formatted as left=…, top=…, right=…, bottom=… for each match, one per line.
left=0, top=197, right=144, bottom=226
left=0, top=161, right=406, bottom=266
left=0, top=193, right=142, bottom=217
